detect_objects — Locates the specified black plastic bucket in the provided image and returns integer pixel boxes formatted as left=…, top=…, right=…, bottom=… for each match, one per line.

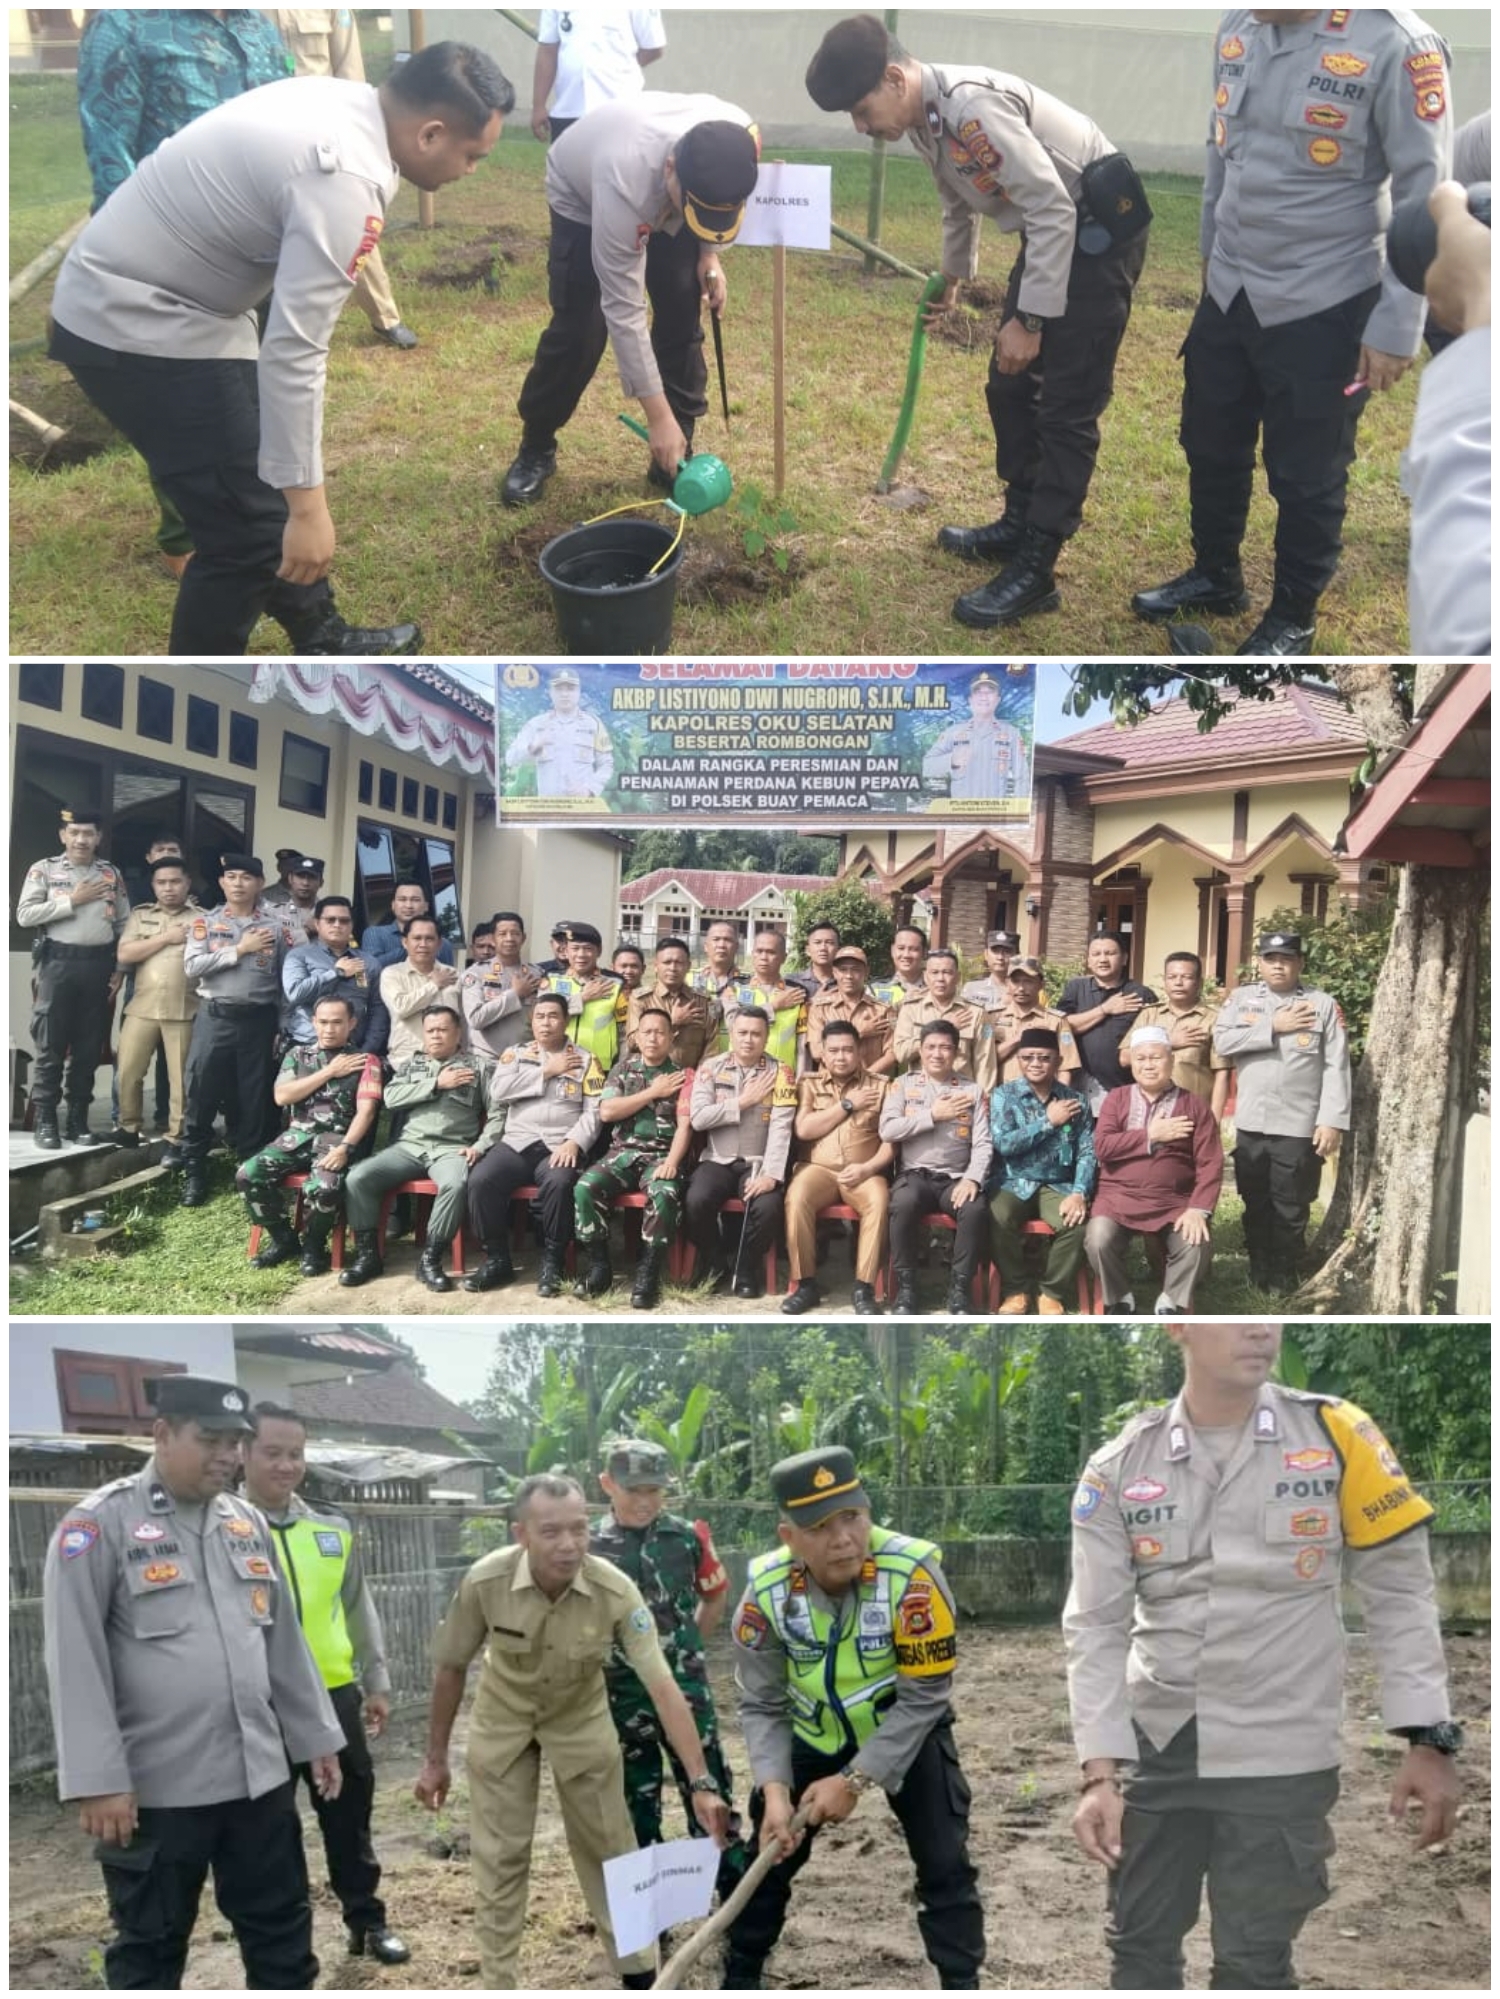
left=538, top=518, right=684, bottom=655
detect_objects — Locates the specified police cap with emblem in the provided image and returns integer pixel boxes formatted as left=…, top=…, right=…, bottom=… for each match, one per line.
left=1259, top=930, right=1303, bottom=956
left=145, top=1373, right=255, bottom=1433
left=565, top=921, right=603, bottom=948
left=987, top=930, right=1021, bottom=952
left=551, top=668, right=582, bottom=689
left=806, top=14, right=893, bottom=112
left=675, top=121, right=761, bottom=246
left=285, top=855, right=324, bottom=876
left=59, top=804, right=102, bottom=828
left=605, top=1439, right=674, bottom=1489
left=219, top=853, right=265, bottom=877
left=970, top=672, right=1001, bottom=692
left=771, top=1446, right=870, bottom=1526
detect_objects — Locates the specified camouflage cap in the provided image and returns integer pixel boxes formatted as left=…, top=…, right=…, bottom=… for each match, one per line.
left=605, top=1439, right=673, bottom=1489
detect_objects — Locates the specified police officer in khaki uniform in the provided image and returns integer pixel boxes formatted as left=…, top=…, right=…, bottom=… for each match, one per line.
left=1121, top=950, right=1231, bottom=1120
left=1212, top=930, right=1351, bottom=1292
left=180, top=853, right=305, bottom=1204
left=893, top=948, right=987, bottom=1074
left=340, top=1004, right=503, bottom=1291
left=880, top=1019, right=993, bottom=1315
left=464, top=992, right=605, bottom=1294
left=960, top=927, right=1020, bottom=1009
left=504, top=668, right=615, bottom=801
left=267, top=7, right=419, bottom=346
left=782, top=1019, right=894, bottom=1317
left=724, top=1447, right=985, bottom=1990
left=460, top=909, right=544, bottom=1057
left=626, top=934, right=721, bottom=1068
left=42, top=1373, right=345, bottom=1989
left=1065, top=1320, right=1460, bottom=1989
left=18, top=805, right=130, bottom=1150
left=686, top=1006, right=798, bottom=1297
left=807, top=16, right=1151, bottom=631
left=112, top=854, right=200, bottom=1156
left=1133, top=8, right=1452, bottom=654
left=974, top=954, right=1081, bottom=1093
left=414, top=1473, right=730, bottom=1989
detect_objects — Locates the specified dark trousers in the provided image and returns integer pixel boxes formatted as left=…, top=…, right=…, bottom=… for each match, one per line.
left=890, top=1167, right=989, bottom=1285
left=97, top=1780, right=316, bottom=1989
left=516, top=209, right=708, bottom=447
left=181, top=1000, right=280, bottom=1166
left=727, top=1725, right=984, bottom=1983
left=684, top=1157, right=785, bottom=1286
left=1108, top=1721, right=1337, bottom=1989
left=466, top=1136, right=581, bottom=1250
left=1178, top=283, right=1380, bottom=608
left=1232, top=1130, right=1324, bottom=1289
left=49, top=326, right=332, bottom=657
left=29, top=946, right=114, bottom=1113
left=986, top=231, right=1148, bottom=539
left=296, top=1681, right=385, bottom=1933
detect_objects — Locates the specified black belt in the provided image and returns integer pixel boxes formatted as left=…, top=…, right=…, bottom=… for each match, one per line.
left=207, top=998, right=279, bottom=1018
left=44, top=941, right=115, bottom=959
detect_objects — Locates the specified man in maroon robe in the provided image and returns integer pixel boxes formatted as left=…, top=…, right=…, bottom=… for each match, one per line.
left=1086, top=1024, right=1223, bottom=1313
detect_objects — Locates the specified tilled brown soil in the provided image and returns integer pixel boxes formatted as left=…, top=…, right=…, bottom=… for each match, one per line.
left=9, top=1628, right=1489, bottom=1990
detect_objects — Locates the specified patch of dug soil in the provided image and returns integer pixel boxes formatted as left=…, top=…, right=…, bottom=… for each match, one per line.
left=930, top=278, right=1011, bottom=350
left=9, top=378, right=120, bottom=471
left=677, top=540, right=803, bottom=607
left=414, top=226, right=536, bottom=292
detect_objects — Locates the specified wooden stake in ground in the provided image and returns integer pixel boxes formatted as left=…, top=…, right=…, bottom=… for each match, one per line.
left=653, top=1805, right=813, bottom=1990
left=773, top=243, right=786, bottom=499
left=409, top=10, right=436, bottom=227
left=9, top=214, right=88, bottom=306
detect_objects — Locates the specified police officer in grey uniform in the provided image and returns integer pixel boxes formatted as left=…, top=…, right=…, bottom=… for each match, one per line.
left=686, top=1006, right=797, bottom=1297
left=18, top=805, right=130, bottom=1150
left=42, top=1373, right=344, bottom=1990
left=1133, top=8, right=1452, bottom=654
left=921, top=674, right=1031, bottom=802
left=464, top=991, right=605, bottom=1294
left=460, top=909, right=544, bottom=1056
left=880, top=1019, right=994, bottom=1315
left=179, top=854, right=305, bottom=1206
left=960, top=928, right=1021, bottom=1009
left=807, top=15, right=1151, bottom=630
left=48, top=42, right=513, bottom=657
left=340, top=1003, right=503, bottom=1291
left=503, top=667, right=616, bottom=800
left=1212, top=929, right=1351, bottom=1292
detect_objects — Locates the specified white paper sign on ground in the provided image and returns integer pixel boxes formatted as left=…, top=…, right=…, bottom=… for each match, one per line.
left=603, top=1836, right=719, bottom=1957
left=736, top=163, right=833, bottom=250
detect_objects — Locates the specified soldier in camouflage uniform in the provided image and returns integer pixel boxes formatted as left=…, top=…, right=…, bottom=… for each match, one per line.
left=591, top=1441, right=749, bottom=1901
left=235, top=994, right=384, bottom=1275
left=574, top=1007, right=692, bottom=1308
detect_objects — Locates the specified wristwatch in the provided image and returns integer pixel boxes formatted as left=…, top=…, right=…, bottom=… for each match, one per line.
left=689, top=1774, right=723, bottom=1795
left=1396, top=1723, right=1463, bottom=1755
left=1017, top=311, right=1046, bottom=335
left=840, top=1766, right=879, bottom=1796
left=839, top=1096, right=856, bottom=1116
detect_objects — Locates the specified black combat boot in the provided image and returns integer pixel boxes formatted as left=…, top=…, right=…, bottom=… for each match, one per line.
left=780, top=1278, right=822, bottom=1316
left=937, top=493, right=1029, bottom=562
left=537, top=1243, right=568, bottom=1296
left=892, top=1272, right=919, bottom=1316
left=462, top=1246, right=515, bottom=1293
left=1132, top=559, right=1250, bottom=622
left=275, top=597, right=422, bottom=656
left=418, top=1241, right=452, bottom=1292
left=948, top=1274, right=975, bottom=1315
left=180, top=1167, right=210, bottom=1208
left=339, top=1228, right=384, bottom=1287
left=851, top=1280, right=880, bottom=1316
left=1237, top=591, right=1318, bottom=656
left=722, top=1954, right=765, bottom=1990
left=251, top=1220, right=301, bottom=1269
left=630, top=1239, right=669, bottom=1310
left=33, top=1109, right=62, bottom=1151
left=299, top=1215, right=334, bottom=1277
left=63, top=1107, right=105, bottom=1145
left=348, top=1925, right=410, bottom=1965
left=500, top=439, right=558, bottom=507
left=952, top=527, right=1063, bottom=628
left=576, top=1242, right=613, bottom=1298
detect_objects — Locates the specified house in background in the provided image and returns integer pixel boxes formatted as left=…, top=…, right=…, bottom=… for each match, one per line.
left=288, top=1358, right=521, bottom=1500
left=838, top=682, right=1386, bottom=984
left=617, top=866, right=835, bottom=957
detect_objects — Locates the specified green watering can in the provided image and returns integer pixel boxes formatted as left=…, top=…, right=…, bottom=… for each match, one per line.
left=618, top=414, right=733, bottom=516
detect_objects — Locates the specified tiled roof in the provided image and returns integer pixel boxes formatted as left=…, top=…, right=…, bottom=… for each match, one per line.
left=289, top=1362, right=489, bottom=1436
left=1053, top=681, right=1368, bottom=766
left=620, top=868, right=835, bottom=906
left=396, top=664, right=494, bottom=722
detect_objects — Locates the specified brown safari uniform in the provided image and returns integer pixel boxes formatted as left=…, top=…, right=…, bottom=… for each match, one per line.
left=430, top=1543, right=673, bottom=1987
left=115, top=897, right=203, bottom=1139
left=626, top=979, right=720, bottom=1068
left=1064, top=1381, right=1451, bottom=1989
left=805, top=989, right=895, bottom=1074
left=1128, top=999, right=1229, bottom=1103
left=784, top=1067, right=890, bottom=1286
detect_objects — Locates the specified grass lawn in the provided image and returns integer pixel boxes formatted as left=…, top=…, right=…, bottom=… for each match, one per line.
left=9, top=79, right=1424, bottom=657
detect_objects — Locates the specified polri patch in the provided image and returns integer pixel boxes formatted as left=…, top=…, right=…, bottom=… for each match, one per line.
left=1072, top=1475, right=1106, bottom=1524
left=60, top=1518, right=99, bottom=1559
left=735, top=1602, right=770, bottom=1649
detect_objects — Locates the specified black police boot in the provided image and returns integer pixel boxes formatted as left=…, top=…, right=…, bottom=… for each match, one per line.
left=348, top=1925, right=411, bottom=1965
left=937, top=495, right=1029, bottom=562
left=952, top=527, right=1063, bottom=628
left=299, top=1216, right=333, bottom=1277
left=275, top=599, right=423, bottom=657
left=1167, top=622, right=1218, bottom=655
left=500, top=440, right=557, bottom=507
left=722, top=1954, right=765, bottom=1990
left=939, top=1976, right=980, bottom=1990
left=1237, top=594, right=1318, bottom=656
left=418, top=1241, right=452, bottom=1292
left=575, top=1243, right=613, bottom=1298
left=63, top=1107, right=105, bottom=1146
left=892, top=1272, right=918, bottom=1316
left=106, top=1126, right=141, bottom=1149
left=1132, top=560, right=1250, bottom=622
left=180, top=1168, right=210, bottom=1208
left=948, top=1274, right=975, bottom=1315
left=339, top=1228, right=384, bottom=1287
left=462, top=1246, right=515, bottom=1293
left=621, top=1974, right=655, bottom=1990
left=536, top=1243, right=568, bottom=1297
left=631, top=1239, right=669, bottom=1310
left=251, top=1221, right=301, bottom=1269
left=32, top=1109, right=62, bottom=1151
left=851, top=1280, right=881, bottom=1316
left=780, top=1277, right=822, bottom=1316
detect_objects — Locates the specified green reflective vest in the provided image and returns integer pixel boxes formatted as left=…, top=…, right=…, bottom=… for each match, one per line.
left=544, top=972, right=627, bottom=1068
left=725, top=981, right=804, bottom=1068
left=267, top=1509, right=356, bottom=1690
left=746, top=1524, right=942, bottom=1758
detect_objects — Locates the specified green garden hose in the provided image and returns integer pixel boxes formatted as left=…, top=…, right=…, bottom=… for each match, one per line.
left=877, top=273, right=947, bottom=493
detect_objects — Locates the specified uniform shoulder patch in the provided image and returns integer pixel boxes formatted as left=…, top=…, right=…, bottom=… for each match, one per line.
left=628, top=1605, right=654, bottom=1634
left=1318, top=1397, right=1434, bottom=1548
left=735, top=1600, right=770, bottom=1648
left=58, top=1517, right=100, bottom=1559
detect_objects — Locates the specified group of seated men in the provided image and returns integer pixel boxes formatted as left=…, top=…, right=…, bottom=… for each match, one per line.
left=43, top=825, right=1349, bottom=1309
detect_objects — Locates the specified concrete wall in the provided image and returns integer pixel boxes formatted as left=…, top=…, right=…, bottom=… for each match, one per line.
left=1457, top=1111, right=1490, bottom=1314
left=8, top=1322, right=236, bottom=1432
left=426, top=9, right=1491, bottom=171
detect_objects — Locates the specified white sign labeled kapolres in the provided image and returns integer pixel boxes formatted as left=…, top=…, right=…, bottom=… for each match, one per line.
left=603, top=1836, right=718, bottom=1957
left=736, top=162, right=832, bottom=249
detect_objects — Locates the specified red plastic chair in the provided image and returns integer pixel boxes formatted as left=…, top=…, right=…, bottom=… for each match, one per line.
left=246, top=1173, right=345, bottom=1272
left=677, top=1196, right=778, bottom=1294
left=376, top=1178, right=469, bottom=1277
